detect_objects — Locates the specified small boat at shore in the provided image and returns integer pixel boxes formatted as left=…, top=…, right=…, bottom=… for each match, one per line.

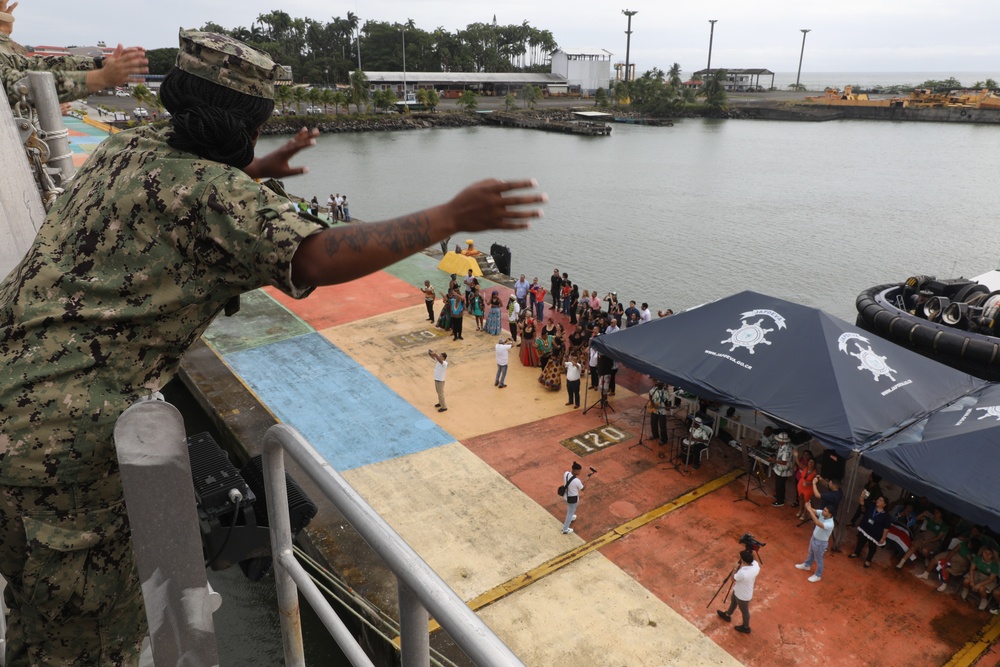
left=855, top=270, right=1000, bottom=380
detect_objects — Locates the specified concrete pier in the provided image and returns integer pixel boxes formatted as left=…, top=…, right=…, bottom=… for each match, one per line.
left=179, top=249, right=999, bottom=666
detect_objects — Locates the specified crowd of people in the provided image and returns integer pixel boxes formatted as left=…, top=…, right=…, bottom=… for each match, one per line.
left=424, top=267, right=667, bottom=409
left=302, top=193, right=351, bottom=221
left=665, top=394, right=1000, bottom=616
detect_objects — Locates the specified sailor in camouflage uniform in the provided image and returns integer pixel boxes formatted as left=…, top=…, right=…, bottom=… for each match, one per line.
left=0, top=0, right=147, bottom=106
left=0, top=28, right=545, bottom=666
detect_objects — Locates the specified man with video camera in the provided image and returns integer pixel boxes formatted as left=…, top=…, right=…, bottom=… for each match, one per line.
left=717, top=548, right=760, bottom=634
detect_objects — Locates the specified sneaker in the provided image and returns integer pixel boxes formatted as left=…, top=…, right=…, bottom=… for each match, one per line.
left=980, top=599, right=990, bottom=611
left=807, top=575, right=822, bottom=583
left=571, top=515, right=577, bottom=522
left=562, top=528, right=574, bottom=534
left=937, top=583, right=949, bottom=593
left=915, top=572, right=929, bottom=580
left=716, top=610, right=731, bottom=623
left=438, top=407, right=447, bottom=412
left=771, top=502, right=785, bottom=507
left=434, top=403, right=441, bottom=408
left=734, top=625, right=751, bottom=634
left=991, top=608, right=999, bottom=615
left=795, top=563, right=810, bottom=570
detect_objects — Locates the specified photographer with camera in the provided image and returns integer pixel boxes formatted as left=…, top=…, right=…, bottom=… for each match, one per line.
left=560, top=462, right=585, bottom=534
left=716, top=549, right=759, bottom=635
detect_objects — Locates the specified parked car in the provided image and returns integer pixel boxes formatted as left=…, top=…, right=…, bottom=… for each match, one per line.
left=305, top=106, right=324, bottom=114
left=132, top=107, right=149, bottom=118
left=115, top=89, right=131, bottom=97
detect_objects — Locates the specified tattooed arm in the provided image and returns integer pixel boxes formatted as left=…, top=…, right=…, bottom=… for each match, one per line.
left=291, top=178, right=546, bottom=287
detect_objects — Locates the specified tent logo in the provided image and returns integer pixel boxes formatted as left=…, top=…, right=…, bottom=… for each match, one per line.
left=838, top=333, right=897, bottom=382
left=721, top=310, right=785, bottom=354
left=975, top=406, right=1000, bottom=421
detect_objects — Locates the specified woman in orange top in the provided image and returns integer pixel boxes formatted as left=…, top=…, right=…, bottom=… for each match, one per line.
left=796, top=457, right=818, bottom=519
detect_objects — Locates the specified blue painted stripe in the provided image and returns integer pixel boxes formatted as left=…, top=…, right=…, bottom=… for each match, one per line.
left=224, top=332, right=455, bottom=470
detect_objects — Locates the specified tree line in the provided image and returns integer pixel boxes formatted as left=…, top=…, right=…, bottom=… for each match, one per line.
left=145, top=11, right=558, bottom=86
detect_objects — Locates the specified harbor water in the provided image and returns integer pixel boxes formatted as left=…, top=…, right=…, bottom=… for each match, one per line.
left=258, top=118, right=1000, bottom=321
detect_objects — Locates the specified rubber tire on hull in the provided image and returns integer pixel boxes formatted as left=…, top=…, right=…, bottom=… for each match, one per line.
left=856, top=283, right=1000, bottom=373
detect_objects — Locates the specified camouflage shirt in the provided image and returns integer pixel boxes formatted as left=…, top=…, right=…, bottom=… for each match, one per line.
left=0, top=33, right=95, bottom=106
left=0, top=124, right=322, bottom=486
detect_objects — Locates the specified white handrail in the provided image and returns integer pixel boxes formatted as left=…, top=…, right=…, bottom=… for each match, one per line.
left=262, top=424, right=524, bottom=667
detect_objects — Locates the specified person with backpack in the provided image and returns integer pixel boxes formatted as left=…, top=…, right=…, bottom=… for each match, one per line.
left=559, top=462, right=584, bottom=534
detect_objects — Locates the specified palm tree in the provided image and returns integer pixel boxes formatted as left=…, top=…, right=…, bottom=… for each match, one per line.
left=594, top=87, right=609, bottom=108
left=667, top=63, right=683, bottom=91
left=274, top=85, right=293, bottom=114
left=457, top=90, right=478, bottom=111
left=306, top=87, right=322, bottom=112
left=320, top=88, right=336, bottom=113
left=291, top=85, right=307, bottom=114
left=350, top=69, right=370, bottom=113
left=130, top=83, right=155, bottom=121
left=702, top=69, right=729, bottom=112
left=332, top=91, right=349, bottom=115
left=424, top=89, right=440, bottom=112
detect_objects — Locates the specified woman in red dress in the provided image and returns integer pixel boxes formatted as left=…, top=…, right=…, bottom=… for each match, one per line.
left=519, top=313, right=540, bottom=366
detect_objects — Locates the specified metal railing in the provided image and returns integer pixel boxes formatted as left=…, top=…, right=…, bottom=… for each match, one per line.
left=262, top=424, right=524, bottom=667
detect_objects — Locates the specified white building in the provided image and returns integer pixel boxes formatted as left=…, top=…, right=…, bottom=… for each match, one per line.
left=550, top=48, right=613, bottom=95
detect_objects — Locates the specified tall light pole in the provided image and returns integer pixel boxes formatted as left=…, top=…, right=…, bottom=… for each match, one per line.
left=795, top=29, right=811, bottom=91
left=356, top=27, right=362, bottom=70
left=401, top=27, right=407, bottom=99
left=622, top=9, right=637, bottom=83
left=707, top=20, right=718, bottom=71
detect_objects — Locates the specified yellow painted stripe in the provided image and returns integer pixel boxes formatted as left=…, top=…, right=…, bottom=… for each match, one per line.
left=943, top=615, right=1000, bottom=667
left=422, top=468, right=744, bottom=635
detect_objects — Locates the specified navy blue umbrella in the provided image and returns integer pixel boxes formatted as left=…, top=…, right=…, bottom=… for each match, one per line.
left=590, top=290, right=984, bottom=455
left=862, top=384, right=1000, bottom=532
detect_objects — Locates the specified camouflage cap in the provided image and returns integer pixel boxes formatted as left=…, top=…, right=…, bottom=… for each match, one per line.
left=176, top=28, right=281, bottom=99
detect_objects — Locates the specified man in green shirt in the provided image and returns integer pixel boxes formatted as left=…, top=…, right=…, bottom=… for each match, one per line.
left=961, top=547, right=999, bottom=610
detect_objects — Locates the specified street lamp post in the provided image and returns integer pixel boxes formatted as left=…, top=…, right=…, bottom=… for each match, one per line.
left=795, top=29, right=811, bottom=91
left=622, top=9, right=637, bottom=83
left=707, top=20, right=717, bottom=71
left=401, top=27, right=407, bottom=100
left=356, top=27, right=362, bottom=70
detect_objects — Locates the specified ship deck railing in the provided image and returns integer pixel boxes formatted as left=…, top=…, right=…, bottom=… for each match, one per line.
left=261, top=423, right=524, bottom=667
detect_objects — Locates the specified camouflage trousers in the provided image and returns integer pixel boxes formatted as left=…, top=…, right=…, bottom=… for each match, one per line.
left=0, top=474, right=146, bottom=666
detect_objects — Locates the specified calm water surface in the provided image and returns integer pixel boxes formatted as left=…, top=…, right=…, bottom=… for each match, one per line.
left=259, top=118, right=1000, bottom=321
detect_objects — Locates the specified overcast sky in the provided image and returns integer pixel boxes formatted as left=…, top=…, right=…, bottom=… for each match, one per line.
left=14, top=0, right=1000, bottom=75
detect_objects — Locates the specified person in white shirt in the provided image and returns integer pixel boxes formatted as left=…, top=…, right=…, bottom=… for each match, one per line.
left=494, top=337, right=513, bottom=388
left=561, top=462, right=584, bottom=534
left=717, top=550, right=760, bottom=634
left=506, top=295, right=521, bottom=342
left=564, top=353, right=582, bottom=407
left=640, top=302, right=652, bottom=324
left=334, top=193, right=344, bottom=220
left=429, top=349, right=448, bottom=412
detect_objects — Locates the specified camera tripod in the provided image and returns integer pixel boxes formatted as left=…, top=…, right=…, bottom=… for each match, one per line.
left=707, top=559, right=742, bottom=609
left=582, top=374, right=615, bottom=425
left=733, top=442, right=767, bottom=507
left=630, top=395, right=654, bottom=451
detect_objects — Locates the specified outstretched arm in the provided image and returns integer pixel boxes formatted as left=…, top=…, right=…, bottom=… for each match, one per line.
left=244, top=127, right=319, bottom=180
left=87, top=43, right=147, bottom=92
left=291, top=178, right=546, bottom=287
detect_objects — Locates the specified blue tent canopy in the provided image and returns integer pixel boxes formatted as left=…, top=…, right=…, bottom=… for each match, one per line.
left=861, top=384, right=1000, bottom=532
left=590, top=291, right=985, bottom=456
